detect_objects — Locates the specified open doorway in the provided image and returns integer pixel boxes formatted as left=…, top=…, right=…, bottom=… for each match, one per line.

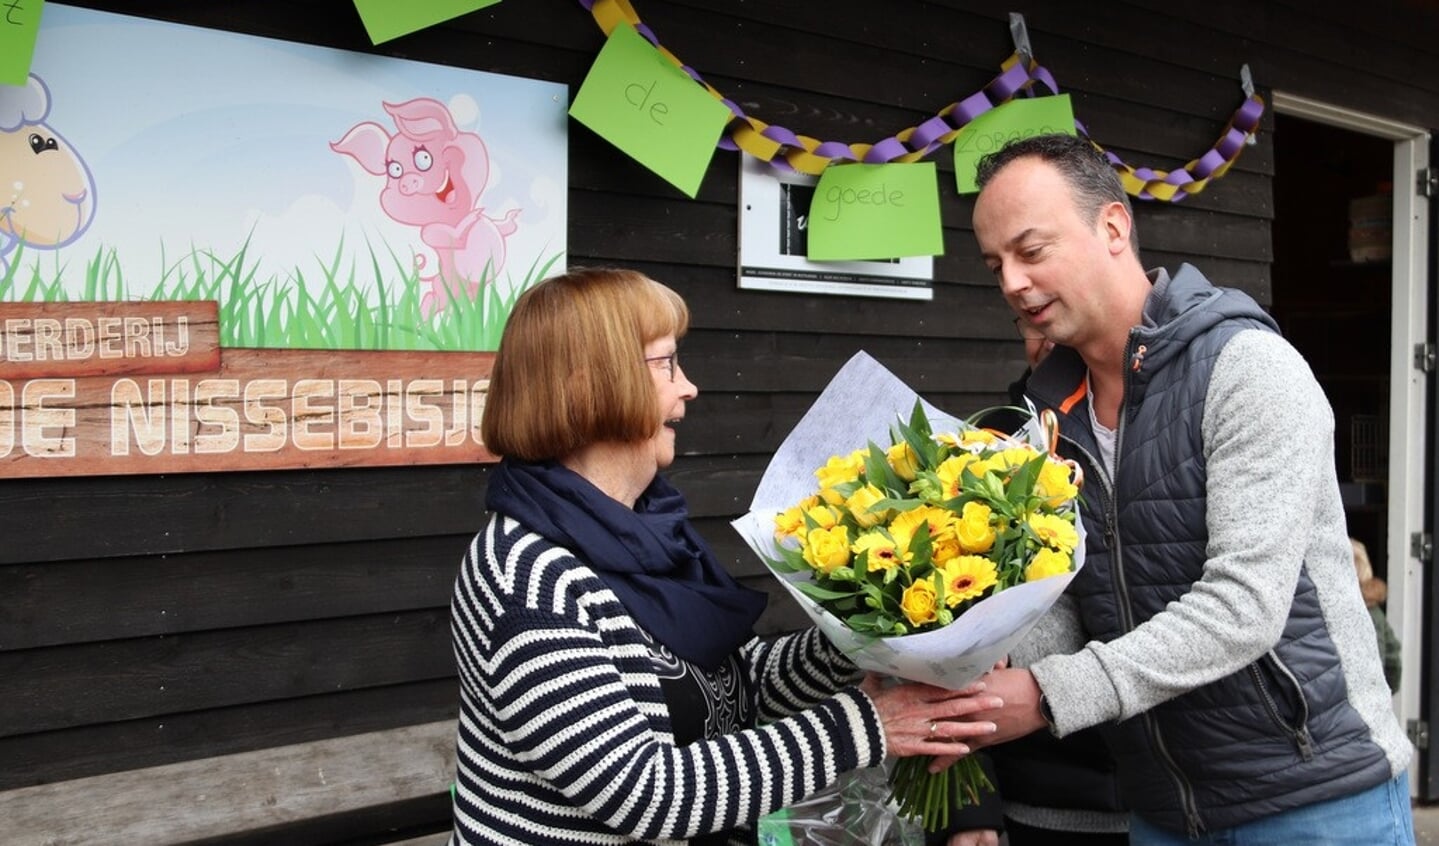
left=1270, top=97, right=1433, bottom=798
left=1271, top=114, right=1393, bottom=580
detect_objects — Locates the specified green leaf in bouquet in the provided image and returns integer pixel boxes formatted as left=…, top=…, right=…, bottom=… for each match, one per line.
left=861, top=441, right=906, bottom=497
left=1005, top=452, right=1047, bottom=508
left=844, top=609, right=889, bottom=635
left=906, top=398, right=933, bottom=438
left=904, top=522, right=935, bottom=577
left=906, top=473, right=944, bottom=504
left=898, top=405, right=947, bottom=471
left=874, top=495, right=922, bottom=514
left=979, top=470, right=1010, bottom=506
left=795, top=581, right=862, bottom=603
left=776, top=541, right=814, bottom=572
left=859, top=579, right=899, bottom=615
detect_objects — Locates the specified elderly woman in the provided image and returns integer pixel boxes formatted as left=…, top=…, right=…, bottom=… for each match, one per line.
left=450, top=267, right=999, bottom=845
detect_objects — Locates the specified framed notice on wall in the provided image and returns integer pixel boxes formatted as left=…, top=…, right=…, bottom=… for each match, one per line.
left=737, top=158, right=934, bottom=301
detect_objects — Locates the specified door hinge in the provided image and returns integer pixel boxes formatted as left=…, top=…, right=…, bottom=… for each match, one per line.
left=1420, top=167, right=1438, bottom=198
left=1415, top=342, right=1436, bottom=373
left=1411, top=532, right=1433, bottom=563
left=1409, top=719, right=1430, bottom=750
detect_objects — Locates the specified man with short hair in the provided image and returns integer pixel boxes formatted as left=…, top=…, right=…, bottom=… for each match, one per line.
left=962, top=133, right=1414, bottom=845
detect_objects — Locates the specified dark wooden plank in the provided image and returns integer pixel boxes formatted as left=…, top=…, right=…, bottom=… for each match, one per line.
left=623, top=0, right=1272, bottom=130
left=0, top=464, right=489, bottom=565
left=0, top=536, right=464, bottom=650
left=0, top=679, right=458, bottom=790
left=1, top=610, right=455, bottom=735
left=568, top=190, right=1271, bottom=283
left=1117, top=0, right=1439, bottom=127
left=1265, top=0, right=1439, bottom=69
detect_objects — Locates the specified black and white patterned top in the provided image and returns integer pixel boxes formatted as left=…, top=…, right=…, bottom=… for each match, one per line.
left=448, top=512, right=884, bottom=845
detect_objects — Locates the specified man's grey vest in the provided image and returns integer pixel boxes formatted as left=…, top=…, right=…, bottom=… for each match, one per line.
left=1024, top=265, right=1393, bottom=834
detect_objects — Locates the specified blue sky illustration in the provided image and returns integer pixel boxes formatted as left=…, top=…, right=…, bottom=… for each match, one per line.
left=17, top=3, right=568, bottom=298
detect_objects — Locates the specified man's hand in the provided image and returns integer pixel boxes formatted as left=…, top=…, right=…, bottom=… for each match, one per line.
left=967, top=667, right=1048, bottom=747
left=927, top=668, right=1048, bottom=771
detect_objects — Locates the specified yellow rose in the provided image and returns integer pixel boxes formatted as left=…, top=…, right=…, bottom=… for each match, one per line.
left=845, top=483, right=890, bottom=528
left=886, top=441, right=920, bottom=481
left=930, top=531, right=962, bottom=566
left=815, top=450, right=866, bottom=490
left=900, top=577, right=940, bottom=627
left=955, top=501, right=997, bottom=553
left=802, top=525, right=851, bottom=574
left=852, top=530, right=907, bottom=573
left=1036, top=459, right=1079, bottom=508
left=1025, top=548, right=1072, bottom=581
left=803, top=504, right=843, bottom=530
left=774, top=506, right=804, bottom=540
left=1027, top=512, right=1079, bottom=553
left=938, top=555, right=999, bottom=606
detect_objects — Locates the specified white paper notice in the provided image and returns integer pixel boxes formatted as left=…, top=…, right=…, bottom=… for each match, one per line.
left=732, top=351, right=1084, bottom=690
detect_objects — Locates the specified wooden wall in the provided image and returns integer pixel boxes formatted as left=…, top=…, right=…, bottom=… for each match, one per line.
left=3, top=0, right=1436, bottom=802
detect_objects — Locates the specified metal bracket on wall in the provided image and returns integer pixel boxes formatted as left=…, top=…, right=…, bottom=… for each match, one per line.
left=1410, top=719, right=1430, bottom=750
left=1415, top=342, right=1436, bottom=373
left=1411, top=532, right=1433, bottom=563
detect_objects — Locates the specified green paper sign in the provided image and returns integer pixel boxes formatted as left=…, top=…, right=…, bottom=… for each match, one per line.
left=953, top=94, right=1076, bottom=194
left=1, top=0, right=44, bottom=87
left=352, top=0, right=500, bottom=45
left=807, top=162, right=944, bottom=261
left=568, top=21, right=731, bottom=198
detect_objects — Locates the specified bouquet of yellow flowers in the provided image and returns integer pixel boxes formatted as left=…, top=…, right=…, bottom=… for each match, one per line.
left=733, top=352, right=1085, bottom=833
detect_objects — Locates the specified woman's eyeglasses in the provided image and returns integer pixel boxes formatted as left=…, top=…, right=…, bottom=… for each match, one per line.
left=644, top=352, right=679, bottom=381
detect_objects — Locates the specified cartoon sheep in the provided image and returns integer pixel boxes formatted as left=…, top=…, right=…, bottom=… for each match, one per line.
left=331, top=98, right=520, bottom=318
left=0, top=74, right=97, bottom=278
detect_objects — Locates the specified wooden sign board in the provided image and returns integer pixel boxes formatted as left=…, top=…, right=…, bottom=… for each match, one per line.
left=0, top=301, right=220, bottom=380
left=0, top=303, right=495, bottom=478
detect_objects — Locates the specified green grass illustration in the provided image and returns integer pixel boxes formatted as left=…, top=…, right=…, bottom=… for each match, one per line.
left=0, top=237, right=564, bottom=352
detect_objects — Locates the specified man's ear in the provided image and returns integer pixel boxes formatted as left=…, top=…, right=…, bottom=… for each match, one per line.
left=1100, top=201, right=1132, bottom=255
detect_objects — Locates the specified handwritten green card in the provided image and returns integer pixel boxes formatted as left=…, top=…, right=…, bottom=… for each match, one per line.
left=568, top=21, right=731, bottom=198
left=807, top=162, right=943, bottom=260
left=953, top=94, right=1075, bottom=194
left=352, top=0, right=500, bottom=45
left=1, top=0, right=44, bottom=87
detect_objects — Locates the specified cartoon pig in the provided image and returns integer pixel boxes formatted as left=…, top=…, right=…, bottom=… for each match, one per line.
left=0, top=74, right=97, bottom=278
left=331, top=98, right=519, bottom=317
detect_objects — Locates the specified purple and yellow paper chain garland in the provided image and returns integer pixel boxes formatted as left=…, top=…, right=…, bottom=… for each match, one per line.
left=577, top=0, right=1264, bottom=201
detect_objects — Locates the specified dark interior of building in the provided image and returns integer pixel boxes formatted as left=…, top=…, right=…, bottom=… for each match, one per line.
left=1271, top=113, right=1394, bottom=579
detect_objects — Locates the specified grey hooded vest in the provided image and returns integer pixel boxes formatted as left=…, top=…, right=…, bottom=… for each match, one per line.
left=1023, top=264, right=1395, bottom=835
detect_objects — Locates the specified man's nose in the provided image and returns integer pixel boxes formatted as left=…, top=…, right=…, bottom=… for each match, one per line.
left=997, top=266, right=1029, bottom=297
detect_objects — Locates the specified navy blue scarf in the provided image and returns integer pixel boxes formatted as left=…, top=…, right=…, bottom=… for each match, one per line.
left=484, top=458, right=767, bottom=671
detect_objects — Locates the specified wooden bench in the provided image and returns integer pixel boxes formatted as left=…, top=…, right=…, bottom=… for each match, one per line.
left=0, top=720, right=456, bottom=845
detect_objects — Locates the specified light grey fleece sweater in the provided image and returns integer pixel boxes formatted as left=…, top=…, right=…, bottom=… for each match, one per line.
left=1029, top=328, right=1411, bottom=775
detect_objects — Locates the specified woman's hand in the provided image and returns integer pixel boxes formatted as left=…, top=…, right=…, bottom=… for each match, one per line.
left=858, top=673, right=1001, bottom=759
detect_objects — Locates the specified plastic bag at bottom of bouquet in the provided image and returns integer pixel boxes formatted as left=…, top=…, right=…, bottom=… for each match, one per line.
left=755, top=766, right=923, bottom=846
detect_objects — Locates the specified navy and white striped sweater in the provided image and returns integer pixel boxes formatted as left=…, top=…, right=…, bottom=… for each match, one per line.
left=448, top=512, right=887, bottom=845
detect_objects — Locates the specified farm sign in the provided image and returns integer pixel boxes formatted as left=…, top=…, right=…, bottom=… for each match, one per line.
left=0, top=4, right=567, bottom=476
